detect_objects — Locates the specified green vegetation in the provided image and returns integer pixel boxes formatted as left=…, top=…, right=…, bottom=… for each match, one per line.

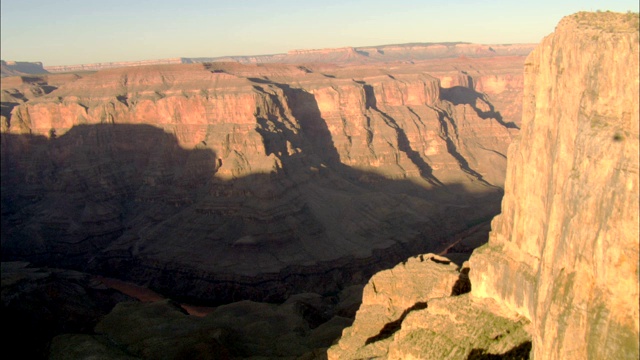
left=572, top=10, right=639, bottom=32
left=627, top=11, right=640, bottom=30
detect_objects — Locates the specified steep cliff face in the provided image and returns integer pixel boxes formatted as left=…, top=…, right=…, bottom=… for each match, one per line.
left=3, top=61, right=520, bottom=187
left=1, top=58, right=523, bottom=303
left=330, top=11, right=638, bottom=359
left=470, top=12, right=639, bottom=359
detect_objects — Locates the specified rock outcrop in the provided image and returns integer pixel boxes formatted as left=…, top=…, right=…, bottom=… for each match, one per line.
left=1, top=56, right=524, bottom=304
left=330, top=11, right=639, bottom=360
left=327, top=256, right=533, bottom=360
left=327, top=254, right=470, bottom=359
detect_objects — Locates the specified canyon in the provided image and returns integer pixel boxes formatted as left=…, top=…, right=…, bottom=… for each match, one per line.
left=1, top=53, right=525, bottom=306
left=1, top=11, right=638, bottom=360
left=1, top=42, right=525, bottom=358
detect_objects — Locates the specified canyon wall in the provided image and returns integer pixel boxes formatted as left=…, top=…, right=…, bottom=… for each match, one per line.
left=330, top=11, right=639, bottom=359
left=470, top=11, right=639, bottom=359
left=1, top=57, right=524, bottom=304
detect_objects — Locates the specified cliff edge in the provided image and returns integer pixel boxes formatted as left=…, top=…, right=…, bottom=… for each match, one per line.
left=330, top=11, right=639, bottom=359
left=471, top=11, right=639, bottom=359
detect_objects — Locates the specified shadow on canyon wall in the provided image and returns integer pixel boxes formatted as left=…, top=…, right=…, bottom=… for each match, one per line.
left=1, top=122, right=500, bottom=300
left=440, top=86, right=519, bottom=129
left=1, top=72, right=509, bottom=302
left=360, top=82, right=444, bottom=186
left=1, top=76, right=59, bottom=121
left=1, top=121, right=502, bottom=359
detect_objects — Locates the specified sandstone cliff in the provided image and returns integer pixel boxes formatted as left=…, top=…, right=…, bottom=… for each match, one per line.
left=330, top=11, right=639, bottom=359
left=471, top=11, right=639, bottom=359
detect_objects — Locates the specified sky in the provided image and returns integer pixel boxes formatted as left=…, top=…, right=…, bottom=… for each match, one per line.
left=1, top=0, right=638, bottom=66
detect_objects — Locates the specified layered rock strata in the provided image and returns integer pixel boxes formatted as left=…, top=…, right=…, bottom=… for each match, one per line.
left=43, top=58, right=184, bottom=74
left=1, top=57, right=523, bottom=304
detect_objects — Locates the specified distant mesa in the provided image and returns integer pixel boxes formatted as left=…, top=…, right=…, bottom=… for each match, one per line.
left=287, top=46, right=360, bottom=55
left=2, top=42, right=537, bottom=76
left=42, top=57, right=185, bottom=74
left=0, top=60, right=49, bottom=77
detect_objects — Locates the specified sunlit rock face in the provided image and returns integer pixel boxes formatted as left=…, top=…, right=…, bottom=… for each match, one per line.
left=329, top=12, right=638, bottom=360
left=327, top=254, right=462, bottom=359
left=1, top=56, right=525, bottom=304
left=470, top=12, right=639, bottom=360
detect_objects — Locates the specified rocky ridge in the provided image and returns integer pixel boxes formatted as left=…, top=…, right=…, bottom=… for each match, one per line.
left=329, top=11, right=639, bottom=359
left=202, top=42, right=535, bottom=65
left=42, top=58, right=185, bottom=74
left=35, top=42, right=535, bottom=74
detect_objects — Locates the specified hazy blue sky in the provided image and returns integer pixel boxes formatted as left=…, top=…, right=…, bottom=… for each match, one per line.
left=1, top=0, right=638, bottom=66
